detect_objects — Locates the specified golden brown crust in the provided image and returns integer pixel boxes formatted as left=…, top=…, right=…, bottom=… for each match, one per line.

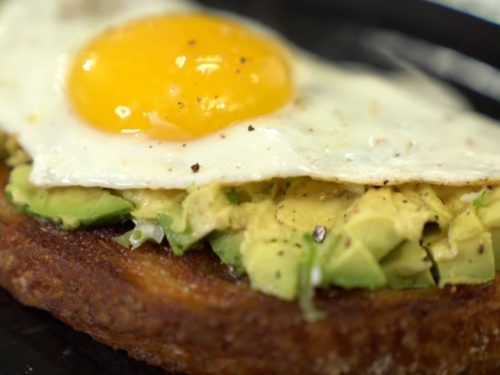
left=2, top=163, right=500, bottom=375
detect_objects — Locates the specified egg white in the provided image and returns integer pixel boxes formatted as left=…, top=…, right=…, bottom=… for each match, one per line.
left=1, top=0, right=500, bottom=189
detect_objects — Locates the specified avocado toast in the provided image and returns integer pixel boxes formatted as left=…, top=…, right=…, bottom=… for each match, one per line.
left=3, top=159, right=500, bottom=374
left=2, top=1, right=500, bottom=373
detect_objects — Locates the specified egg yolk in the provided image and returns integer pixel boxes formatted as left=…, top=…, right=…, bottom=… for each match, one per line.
left=68, top=13, right=293, bottom=141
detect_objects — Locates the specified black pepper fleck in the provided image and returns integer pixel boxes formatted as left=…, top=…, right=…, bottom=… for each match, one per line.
left=240, top=56, right=247, bottom=64
left=478, top=244, right=485, bottom=255
left=422, top=255, right=430, bottom=263
left=178, top=101, right=185, bottom=109
left=277, top=250, right=284, bottom=256
left=313, top=226, right=327, bottom=244
left=182, top=143, right=186, bottom=148
left=187, top=39, right=197, bottom=46
left=190, top=163, right=200, bottom=173
left=383, top=180, right=389, bottom=185
left=248, top=125, right=255, bottom=132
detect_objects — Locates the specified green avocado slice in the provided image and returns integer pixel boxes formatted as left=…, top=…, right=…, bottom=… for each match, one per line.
left=158, top=204, right=203, bottom=256
left=6, top=164, right=133, bottom=229
left=380, top=241, right=435, bottom=289
left=242, top=239, right=303, bottom=301
left=321, top=233, right=386, bottom=290
left=424, top=209, right=495, bottom=286
left=210, top=231, right=245, bottom=276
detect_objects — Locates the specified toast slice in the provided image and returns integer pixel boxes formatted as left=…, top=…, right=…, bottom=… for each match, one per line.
left=1, top=163, right=500, bottom=375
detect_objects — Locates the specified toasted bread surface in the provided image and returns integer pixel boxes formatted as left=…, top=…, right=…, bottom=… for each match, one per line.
left=1, top=163, right=500, bottom=375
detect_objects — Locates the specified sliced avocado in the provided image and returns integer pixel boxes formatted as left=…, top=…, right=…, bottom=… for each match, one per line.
left=343, top=189, right=417, bottom=260
left=344, top=215, right=401, bottom=261
left=2, top=135, right=31, bottom=167
left=493, top=228, right=500, bottom=270
left=158, top=204, right=203, bottom=256
left=477, top=196, right=500, bottom=229
left=381, top=241, right=435, bottom=289
left=234, top=180, right=285, bottom=203
left=158, top=185, right=235, bottom=255
left=121, top=189, right=185, bottom=221
left=321, top=233, right=386, bottom=290
left=425, top=209, right=495, bottom=286
left=400, top=185, right=452, bottom=230
left=476, top=187, right=500, bottom=270
left=276, top=178, right=357, bottom=231
left=210, top=231, right=245, bottom=276
left=6, top=164, right=133, bottom=229
left=183, top=184, right=232, bottom=235
left=242, top=240, right=302, bottom=301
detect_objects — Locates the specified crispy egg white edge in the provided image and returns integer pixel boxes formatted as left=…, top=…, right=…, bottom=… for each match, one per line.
left=1, top=0, right=500, bottom=189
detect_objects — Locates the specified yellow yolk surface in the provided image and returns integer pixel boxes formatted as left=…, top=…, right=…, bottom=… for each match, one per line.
left=68, top=13, right=293, bottom=141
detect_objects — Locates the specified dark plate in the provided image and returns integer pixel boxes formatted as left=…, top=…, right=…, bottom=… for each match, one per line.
left=1, top=1, right=499, bottom=374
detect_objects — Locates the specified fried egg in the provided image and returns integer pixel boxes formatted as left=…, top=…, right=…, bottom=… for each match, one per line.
left=1, top=0, right=500, bottom=189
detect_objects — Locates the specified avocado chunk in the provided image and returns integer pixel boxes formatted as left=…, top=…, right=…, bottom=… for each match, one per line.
left=0, top=134, right=31, bottom=167
left=477, top=190, right=500, bottom=229
left=121, top=189, right=185, bottom=221
left=381, top=241, right=435, bottom=289
left=158, top=185, right=234, bottom=255
left=425, top=209, right=495, bottom=286
left=6, top=165, right=133, bottom=229
left=210, top=231, right=245, bottom=276
left=400, top=185, right=452, bottom=230
left=242, top=240, right=302, bottom=301
left=343, top=189, right=403, bottom=260
left=321, top=233, right=386, bottom=290
left=493, top=228, right=500, bottom=270
left=475, top=187, right=500, bottom=270
left=342, top=188, right=434, bottom=261
left=158, top=204, right=203, bottom=256
left=276, top=178, right=357, bottom=231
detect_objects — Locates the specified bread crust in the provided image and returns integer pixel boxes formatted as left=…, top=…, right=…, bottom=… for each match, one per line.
left=1, top=163, right=500, bottom=375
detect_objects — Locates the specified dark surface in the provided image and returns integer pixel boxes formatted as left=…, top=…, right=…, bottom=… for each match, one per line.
left=1, top=0, right=499, bottom=374
left=0, top=289, right=165, bottom=375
